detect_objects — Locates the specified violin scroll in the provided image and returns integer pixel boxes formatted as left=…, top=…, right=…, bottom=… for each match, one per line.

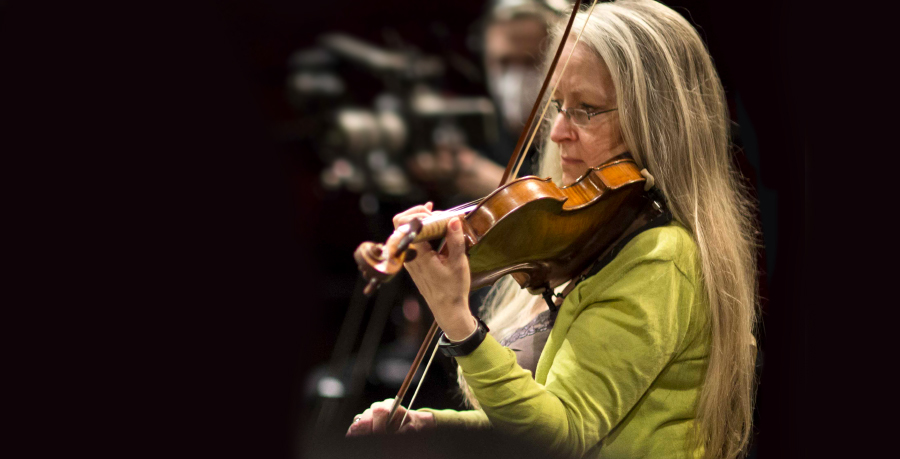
left=354, top=218, right=424, bottom=295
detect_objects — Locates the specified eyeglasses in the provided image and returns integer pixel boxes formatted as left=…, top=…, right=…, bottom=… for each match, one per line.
left=551, top=101, right=618, bottom=126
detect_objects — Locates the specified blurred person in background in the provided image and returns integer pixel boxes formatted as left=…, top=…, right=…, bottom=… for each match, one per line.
left=409, top=0, right=565, bottom=199
left=350, top=1, right=759, bottom=458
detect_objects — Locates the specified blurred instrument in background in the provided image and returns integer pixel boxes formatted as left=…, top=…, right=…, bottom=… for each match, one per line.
left=287, top=33, right=497, bottom=210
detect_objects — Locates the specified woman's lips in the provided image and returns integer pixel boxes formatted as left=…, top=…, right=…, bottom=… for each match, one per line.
left=560, top=155, right=583, bottom=165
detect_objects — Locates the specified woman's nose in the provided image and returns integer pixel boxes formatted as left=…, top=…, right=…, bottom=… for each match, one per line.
left=549, top=111, right=577, bottom=143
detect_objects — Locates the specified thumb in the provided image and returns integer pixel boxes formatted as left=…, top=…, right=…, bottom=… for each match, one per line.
left=445, top=216, right=468, bottom=261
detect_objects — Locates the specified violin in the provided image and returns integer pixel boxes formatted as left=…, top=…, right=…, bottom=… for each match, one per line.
left=350, top=0, right=654, bottom=430
left=354, top=157, right=647, bottom=295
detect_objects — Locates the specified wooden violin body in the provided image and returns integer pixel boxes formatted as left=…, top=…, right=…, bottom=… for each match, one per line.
left=464, top=158, right=646, bottom=291
left=354, top=157, right=647, bottom=294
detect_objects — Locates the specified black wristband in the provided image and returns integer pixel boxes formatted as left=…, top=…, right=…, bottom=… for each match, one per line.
left=438, top=317, right=490, bottom=357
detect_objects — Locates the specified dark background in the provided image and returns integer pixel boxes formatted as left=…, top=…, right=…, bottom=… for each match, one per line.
left=3, top=0, right=886, bottom=457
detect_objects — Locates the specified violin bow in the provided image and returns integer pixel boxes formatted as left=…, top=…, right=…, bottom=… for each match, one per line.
left=501, top=0, right=600, bottom=185
left=385, top=0, right=599, bottom=432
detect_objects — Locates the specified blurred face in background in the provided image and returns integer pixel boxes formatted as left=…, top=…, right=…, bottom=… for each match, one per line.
left=484, top=16, right=548, bottom=134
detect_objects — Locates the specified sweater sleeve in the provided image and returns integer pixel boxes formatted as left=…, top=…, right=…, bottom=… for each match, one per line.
left=416, top=408, right=491, bottom=430
left=454, top=256, right=697, bottom=458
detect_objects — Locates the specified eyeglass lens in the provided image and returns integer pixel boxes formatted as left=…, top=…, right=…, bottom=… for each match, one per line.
left=552, top=102, right=590, bottom=126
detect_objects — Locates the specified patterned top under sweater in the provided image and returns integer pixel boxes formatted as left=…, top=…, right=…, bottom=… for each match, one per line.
left=498, top=308, right=558, bottom=376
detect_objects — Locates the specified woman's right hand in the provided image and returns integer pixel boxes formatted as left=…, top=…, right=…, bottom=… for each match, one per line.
left=346, top=398, right=436, bottom=436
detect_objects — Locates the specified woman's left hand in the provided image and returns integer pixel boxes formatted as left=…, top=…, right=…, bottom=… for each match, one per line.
left=391, top=205, right=476, bottom=341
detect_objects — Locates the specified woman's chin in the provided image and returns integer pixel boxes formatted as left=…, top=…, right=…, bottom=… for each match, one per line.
left=561, top=165, right=587, bottom=186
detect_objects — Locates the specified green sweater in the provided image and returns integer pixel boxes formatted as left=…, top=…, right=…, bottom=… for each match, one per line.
left=422, top=223, right=710, bottom=458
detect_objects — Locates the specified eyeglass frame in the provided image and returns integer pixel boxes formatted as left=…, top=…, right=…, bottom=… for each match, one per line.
left=550, top=100, right=618, bottom=126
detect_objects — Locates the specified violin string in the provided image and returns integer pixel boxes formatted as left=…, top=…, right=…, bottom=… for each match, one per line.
left=441, top=198, right=484, bottom=217
left=512, top=0, right=600, bottom=180
left=399, top=335, right=441, bottom=428
left=445, top=198, right=482, bottom=213
left=420, top=204, right=478, bottom=225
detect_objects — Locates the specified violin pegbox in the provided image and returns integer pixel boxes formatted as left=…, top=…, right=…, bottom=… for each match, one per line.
left=353, top=218, right=423, bottom=295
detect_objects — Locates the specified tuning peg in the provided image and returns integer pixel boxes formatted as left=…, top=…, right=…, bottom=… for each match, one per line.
left=368, top=243, right=385, bottom=261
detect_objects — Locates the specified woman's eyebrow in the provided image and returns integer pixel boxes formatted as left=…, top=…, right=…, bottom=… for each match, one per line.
left=558, top=87, right=609, bottom=105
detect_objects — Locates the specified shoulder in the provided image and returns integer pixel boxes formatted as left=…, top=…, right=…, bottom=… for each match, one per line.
left=620, top=221, right=700, bottom=283
left=573, top=221, right=701, bottom=300
left=557, top=220, right=707, bottom=355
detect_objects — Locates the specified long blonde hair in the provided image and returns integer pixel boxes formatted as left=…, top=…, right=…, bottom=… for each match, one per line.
left=459, top=2, right=759, bottom=458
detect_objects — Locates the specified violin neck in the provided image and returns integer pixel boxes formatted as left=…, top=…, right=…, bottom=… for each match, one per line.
left=406, top=205, right=475, bottom=243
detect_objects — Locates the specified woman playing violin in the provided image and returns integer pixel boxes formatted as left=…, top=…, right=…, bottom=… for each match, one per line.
left=348, top=1, right=758, bottom=458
